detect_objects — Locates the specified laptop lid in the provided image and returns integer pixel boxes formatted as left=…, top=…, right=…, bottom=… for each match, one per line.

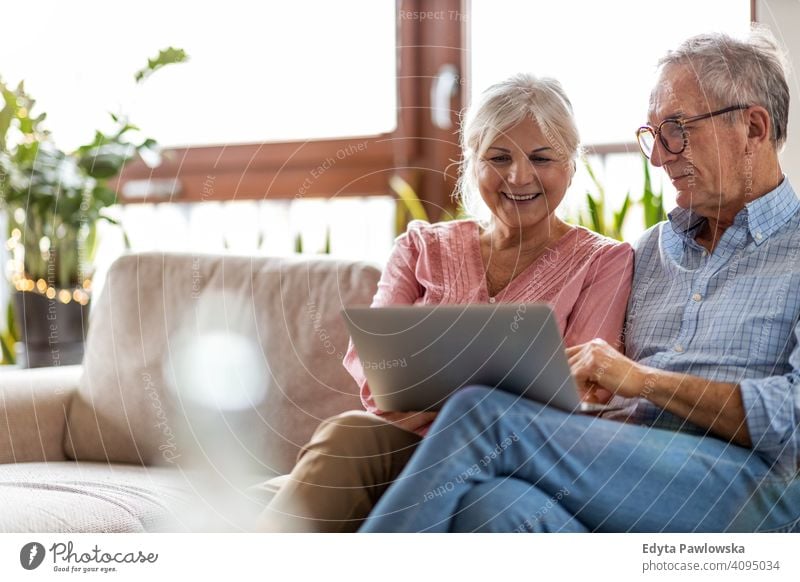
left=342, top=304, right=584, bottom=412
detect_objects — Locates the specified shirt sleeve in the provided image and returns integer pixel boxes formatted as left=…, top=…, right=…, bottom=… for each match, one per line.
left=342, top=221, right=426, bottom=415
left=563, top=242, right=634, bottom=351
left=739, top=322, right=800, bottom=477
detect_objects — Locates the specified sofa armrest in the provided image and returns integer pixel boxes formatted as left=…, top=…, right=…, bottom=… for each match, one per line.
left=0, top=365, right=82, bottom=463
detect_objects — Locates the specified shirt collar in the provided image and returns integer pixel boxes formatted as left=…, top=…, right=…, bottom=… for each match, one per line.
left=666, top=177, right=799, bottom=246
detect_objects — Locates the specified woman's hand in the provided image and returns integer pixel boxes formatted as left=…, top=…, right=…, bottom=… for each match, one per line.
left=380, top=410, right=438, bottom=433
left=566, top=339, right=648, bottom=402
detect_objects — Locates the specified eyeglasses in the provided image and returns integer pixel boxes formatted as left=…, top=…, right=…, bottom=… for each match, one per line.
left=636, top=104, right=750, bottom=158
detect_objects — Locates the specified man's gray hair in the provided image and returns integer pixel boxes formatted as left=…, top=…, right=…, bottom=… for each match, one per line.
left=657, top=25, right=790, bottom=148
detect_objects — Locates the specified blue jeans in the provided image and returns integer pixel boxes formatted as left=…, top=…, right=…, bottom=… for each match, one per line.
left=360, top=386, right=800, bottom=532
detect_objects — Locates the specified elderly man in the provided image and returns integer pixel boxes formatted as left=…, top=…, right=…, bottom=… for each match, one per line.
left=360, top=28, right=800, bottom=533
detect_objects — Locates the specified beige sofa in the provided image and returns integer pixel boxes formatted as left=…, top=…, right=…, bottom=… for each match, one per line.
left=0, top=252, right=380, bottom=532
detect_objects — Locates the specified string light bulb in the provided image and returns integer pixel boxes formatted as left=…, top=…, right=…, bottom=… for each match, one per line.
left=13, top=275, right=92, bottom=306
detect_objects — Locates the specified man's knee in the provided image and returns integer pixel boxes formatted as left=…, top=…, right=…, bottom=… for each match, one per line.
left=442, top=385, right=542, bottom=422
left=453, top=478, right=536, bottom=532
left=442, top=385, right=496, bottom=417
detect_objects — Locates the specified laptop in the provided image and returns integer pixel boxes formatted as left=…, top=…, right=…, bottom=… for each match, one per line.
left=342, top=304, right=617, bottom=413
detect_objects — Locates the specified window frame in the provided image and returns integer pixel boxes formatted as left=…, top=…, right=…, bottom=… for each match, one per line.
left=117, top=0, right=756, bottom=214
left=117, top=0, right=468, bottom=223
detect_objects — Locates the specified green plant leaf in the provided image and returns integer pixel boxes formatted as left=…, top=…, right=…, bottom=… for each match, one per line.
left=0, top=80, right=16, bottom=150
left=322, top=226, right=331, bottom=254
left=582, top=159, right=613, bottom=236
left=612, top=191, right=632, bottom=240
left=2, top=294, right=19, bottom=364
left=85, top=222, right=99, bottom=264
left=585, top=191, right=604, bottom=234
left=78, top=142, right=137, bottom=179
left=390, top=175, right=429, bottom=223
left=1, top=332, right=15, bottom=365
left=584, top=159, right=604, bottom=198
left=642, top=157, right=666, bottom=228
left=134, top=47, right=189, bottom=83
left=6, top=300, right=18, bottom=341
left=1, top=48, right=185, bottom=287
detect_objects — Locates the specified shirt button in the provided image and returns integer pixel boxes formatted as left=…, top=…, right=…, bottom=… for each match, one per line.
left=755, top=232, right=763, bottom=241
left=674, top=344, right=684, bottom=353
left=488, top=296, right=496, bottom=304
left=701, top=249, right=709, bottom=257
left=692, top=293, right=702, bottom=302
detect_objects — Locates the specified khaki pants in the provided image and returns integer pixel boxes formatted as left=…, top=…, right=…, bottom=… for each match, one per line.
left=256, top=411, right=422, bottom=532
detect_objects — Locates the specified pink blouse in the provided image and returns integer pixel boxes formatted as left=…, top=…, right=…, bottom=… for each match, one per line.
left=343, top=219, right=633, bottom=431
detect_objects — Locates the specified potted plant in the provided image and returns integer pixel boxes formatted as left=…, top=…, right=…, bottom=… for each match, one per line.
left=0, top=48, right=187, bottom=367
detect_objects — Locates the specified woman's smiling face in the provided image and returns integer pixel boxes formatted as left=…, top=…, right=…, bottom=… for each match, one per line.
left=477, top=116, right=573, bottom=232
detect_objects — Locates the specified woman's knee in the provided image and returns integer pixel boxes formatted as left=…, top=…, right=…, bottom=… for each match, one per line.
left=302, top=410, right=415, bottom=460
left=323, top=410, right=387, bottom=430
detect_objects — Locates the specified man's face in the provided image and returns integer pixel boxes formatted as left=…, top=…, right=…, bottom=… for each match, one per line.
left=647, top=65, right=749, bottom=219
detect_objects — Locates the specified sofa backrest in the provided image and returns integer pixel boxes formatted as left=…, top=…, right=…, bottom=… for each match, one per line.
left=64, top=252, right=380, bottom=475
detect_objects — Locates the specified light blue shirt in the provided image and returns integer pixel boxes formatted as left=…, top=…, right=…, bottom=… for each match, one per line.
left=624, top=177, right=800, bottom=477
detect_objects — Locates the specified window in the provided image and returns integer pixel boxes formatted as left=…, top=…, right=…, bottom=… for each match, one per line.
left=1, top=0, right=397, bottom=150
left=470, top=0, right=752, bottom=145
left=470, top=0, right=752, bottom=239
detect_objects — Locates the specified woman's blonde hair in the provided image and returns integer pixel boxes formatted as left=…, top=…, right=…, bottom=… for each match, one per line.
left=456, top=73, right=581, bottom=224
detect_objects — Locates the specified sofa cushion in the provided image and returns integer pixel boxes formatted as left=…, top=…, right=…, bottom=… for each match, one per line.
left=0, top=365, right=81, bottom=463
left=64, top=253, right=380, bottom=475
left=0, top=462, right=193, bottom=532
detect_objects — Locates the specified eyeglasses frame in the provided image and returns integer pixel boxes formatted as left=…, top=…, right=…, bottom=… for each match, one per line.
left=636, top=104, right=751, bottom=158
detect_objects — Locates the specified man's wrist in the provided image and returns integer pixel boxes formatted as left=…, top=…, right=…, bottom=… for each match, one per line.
left=634, top=364, right=661, bottom=400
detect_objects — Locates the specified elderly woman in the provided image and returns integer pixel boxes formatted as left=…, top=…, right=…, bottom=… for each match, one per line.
left=257, top=73, right=633, bottom=532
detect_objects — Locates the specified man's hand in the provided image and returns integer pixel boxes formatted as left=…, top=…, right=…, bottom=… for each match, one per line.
left=566, top=339, right=648, bottom=402
left=380, top=410, right=438, bottom=432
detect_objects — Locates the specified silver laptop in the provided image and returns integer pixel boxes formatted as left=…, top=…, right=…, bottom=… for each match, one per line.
left=342, top=304, right=608, bottom=413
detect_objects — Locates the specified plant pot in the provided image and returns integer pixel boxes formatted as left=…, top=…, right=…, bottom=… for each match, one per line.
left=13, top=290, right=90, bottom=368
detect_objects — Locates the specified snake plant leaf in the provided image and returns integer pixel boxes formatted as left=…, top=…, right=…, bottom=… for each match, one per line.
left=585, top=191, right=604, bottom=234
left=642, top=158, right=666, bottom=228
left=583, top=158, right=606, bottom=199
left=390, top=175, right=429, bottom=223
left=96, top=214, right=130, bottom=250
left=611, top=191, right=632, bottom=241
left=6, top=300, right=17, bottom=340
left=1, top=332, right=15, bottom=365
left=85, top=222, right=99, bottom=264
left=322, top=226, right=331, bottom=254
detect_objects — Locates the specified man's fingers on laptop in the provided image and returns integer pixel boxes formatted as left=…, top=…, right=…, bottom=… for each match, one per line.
left=566, top=339, right=644, bottom=399
left=580, top=383, right=613, bottom=404
left=572, top=371, right=613, bottom=404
